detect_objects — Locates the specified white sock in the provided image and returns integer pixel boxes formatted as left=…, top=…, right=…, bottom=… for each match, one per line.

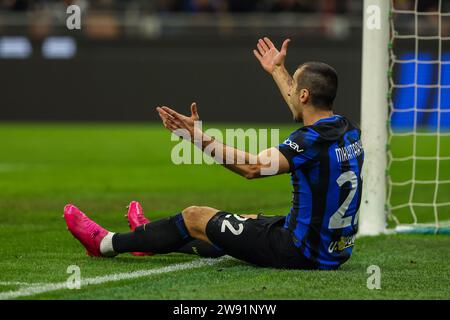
left=100, top=232, right=117, bottom=257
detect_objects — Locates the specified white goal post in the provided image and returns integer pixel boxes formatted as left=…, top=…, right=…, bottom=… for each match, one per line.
left=359, top=0, right=390, bottom=235
left=360, top=0, right=450, bottom=235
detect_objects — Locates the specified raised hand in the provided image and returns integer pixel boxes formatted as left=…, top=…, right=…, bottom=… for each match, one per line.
left=156, top=102, right=200, bottom=138
left=253, top=37, right=290, bottom=74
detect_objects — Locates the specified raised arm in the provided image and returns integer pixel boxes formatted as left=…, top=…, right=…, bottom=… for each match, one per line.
left=156, top=103, right=290, bottom=179
left=253, top=37, right=295, bottom=113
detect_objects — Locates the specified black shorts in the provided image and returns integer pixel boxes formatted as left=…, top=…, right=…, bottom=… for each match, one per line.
left=205, top=211, right=317, bottom=270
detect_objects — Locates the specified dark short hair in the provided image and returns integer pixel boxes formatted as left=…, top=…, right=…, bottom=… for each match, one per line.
left=295, top=62, right=338, bottom=109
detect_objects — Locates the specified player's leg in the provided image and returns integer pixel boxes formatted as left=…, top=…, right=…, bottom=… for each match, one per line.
left=110, top=206, right=212, bottom=255
left=178, top=214, right=257, bottom=257
left=177, top=240, right=224, bottom=258
left=125, top=201, right=225, bottom=258
left=65, top=204, right=209, bottom=257
left=202, top=212, right=277, bottom=266
left=64, top=204, right=259, bottom=258
left=108, top=206, right=231, bottom=255
left=112, top=206, right=258, bottom=255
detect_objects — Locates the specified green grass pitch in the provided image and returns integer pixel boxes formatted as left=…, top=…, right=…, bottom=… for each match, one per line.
left=0, top=123, right=449, bottom=300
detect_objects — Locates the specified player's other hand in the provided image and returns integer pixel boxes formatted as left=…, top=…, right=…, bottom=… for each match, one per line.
left=253, top=37, right=290, bottom=74
left=156, top=102, right=200, bottom=139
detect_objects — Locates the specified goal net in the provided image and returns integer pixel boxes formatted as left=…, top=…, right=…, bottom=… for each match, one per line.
left=387, top=0, right=450, bottom=234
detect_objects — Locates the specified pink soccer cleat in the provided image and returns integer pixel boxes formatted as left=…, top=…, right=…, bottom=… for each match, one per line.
left=64, top=204, right=111, bottom=257
left=126, top=201, right=154, bottom=256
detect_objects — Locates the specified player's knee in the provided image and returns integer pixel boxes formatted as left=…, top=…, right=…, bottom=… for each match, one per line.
left=182, top=205, right=200, bottom=220
left=182, top=206, right=203, bottom=232
left=182, top=205, right=218, bottom=241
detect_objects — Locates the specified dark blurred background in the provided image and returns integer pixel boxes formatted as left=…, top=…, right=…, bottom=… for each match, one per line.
left=0, top=0, right=447, bottom=122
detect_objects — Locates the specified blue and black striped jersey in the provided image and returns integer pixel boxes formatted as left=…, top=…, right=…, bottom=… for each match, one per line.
left=277, top=115, right=364, bottom=270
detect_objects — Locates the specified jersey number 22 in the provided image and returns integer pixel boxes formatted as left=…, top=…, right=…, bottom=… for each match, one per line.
left=328, top=171, right=359, bottom=229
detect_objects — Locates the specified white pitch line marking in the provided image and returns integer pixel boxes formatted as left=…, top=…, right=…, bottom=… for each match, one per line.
left=0, top=256, right=230, bottom=300
left=0, top=282, right=47, bottom=287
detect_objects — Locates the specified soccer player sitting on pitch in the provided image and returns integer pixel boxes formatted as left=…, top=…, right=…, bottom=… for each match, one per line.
left=64, top=37, right=364, bottom=270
